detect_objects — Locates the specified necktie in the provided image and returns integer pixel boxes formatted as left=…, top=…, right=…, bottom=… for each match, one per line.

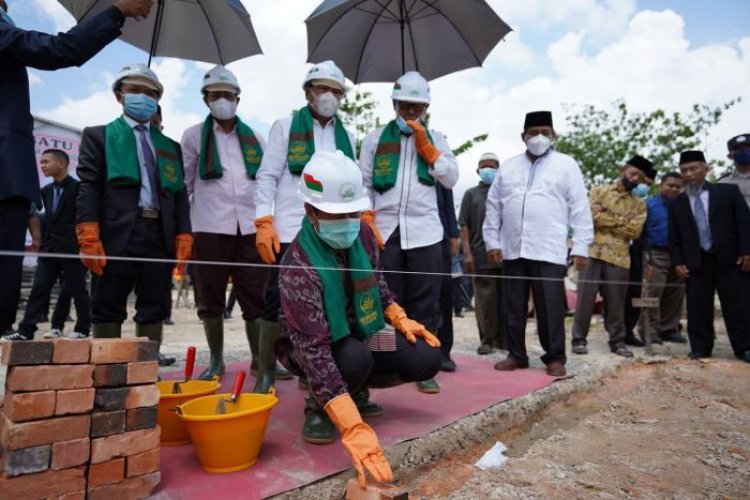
left=693, top=191, right=712, bottom=251
left=52, top=185, right=62, bottom=213
left=135, top=125, right=160, bottom=209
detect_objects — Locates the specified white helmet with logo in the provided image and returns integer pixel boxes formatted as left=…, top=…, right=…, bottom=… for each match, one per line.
left=303, top=60, right=346, bottom=92
left=201, top=65, right=241, bottom=94
left=391, top=71, right=430, bottom=104
left=297, top=150, right=370, bottom=214
left=112, top=63, right=163, bottom=98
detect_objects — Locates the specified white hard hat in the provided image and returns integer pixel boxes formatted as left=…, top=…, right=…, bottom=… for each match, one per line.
left=391, top=71, right=430, bottom=104
left=479, top=152, right=500, bottom=164
left=112, top=63, right=163, bottom=98
left=201, top=65, right=240, bottom=94
left=303, top=60, right=346, bottom=92
left=297, top=150, right=371, bottom=214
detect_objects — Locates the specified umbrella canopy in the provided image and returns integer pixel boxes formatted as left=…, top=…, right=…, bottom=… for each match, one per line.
left=57, top=0, right=262, bottom=65
left=305, top=0, right=512, bottom=83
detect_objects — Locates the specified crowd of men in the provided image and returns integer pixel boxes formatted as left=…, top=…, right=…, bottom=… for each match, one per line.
left=2, top=0, right=750, bottom=487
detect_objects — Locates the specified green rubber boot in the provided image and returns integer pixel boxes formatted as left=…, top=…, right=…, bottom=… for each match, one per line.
left=199, top=316, right=225, bottom=380
left=246, top=319, right=260, bottom=376
left=92, top=322, right=121, bottom=338
left=252, top=319, right=280, bottom=394
left=302, top=395, right=335, bottom=444
left=135, top=322, right=162, bottom=345
left=351, top=386, right=383, bottom=417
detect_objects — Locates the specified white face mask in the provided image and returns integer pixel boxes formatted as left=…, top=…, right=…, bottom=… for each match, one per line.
left=526, top=134, right=552, bottom=156
left=313, top=91, right=340, bottom=118
left=208, top=98, right=237, bottom=120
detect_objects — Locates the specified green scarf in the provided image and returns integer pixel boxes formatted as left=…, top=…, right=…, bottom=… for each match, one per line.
left=298, top=217, right=385, bottom=342
left=105, top=116, right=184, bottom=193
left=287, top=106, right=354, bottom=175
left=198, top=115, right=264, bottom=180
left=372, top=120, right=435, bottom=194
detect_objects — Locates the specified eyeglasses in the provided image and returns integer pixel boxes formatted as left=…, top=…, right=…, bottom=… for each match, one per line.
left=310, top=85, right=344, bottom=98
left=397, top=101, right=427, bottom=113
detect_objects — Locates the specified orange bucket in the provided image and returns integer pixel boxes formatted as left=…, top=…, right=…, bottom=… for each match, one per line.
left=157, top=380, right=221, bottom=445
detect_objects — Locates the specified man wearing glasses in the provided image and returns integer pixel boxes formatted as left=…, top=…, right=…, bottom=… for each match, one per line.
left=359, top=71, right=459, bottom=394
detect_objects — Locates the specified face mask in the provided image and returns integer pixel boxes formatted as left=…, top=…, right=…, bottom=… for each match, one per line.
left=317, top=218, right=361, bottom=250
left=313, top=91, right=339, bottom=118
left=209, top=98, right=237, bottom=120
left=632, top=183, right=650, bottom=198
left=526, top=134, right=552, bottom=156
left=123, top=93, right=157, bottom=122
left=478, top=168, right=497, bottom=185
left=734, top=150, right=750, bottom=167
left=395, top=115, right=413, bottom=135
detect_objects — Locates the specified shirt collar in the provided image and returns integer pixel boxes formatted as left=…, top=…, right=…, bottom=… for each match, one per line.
left=122, top=114, right=150, bottom=131
left=212, top=118, right=236, bottom=136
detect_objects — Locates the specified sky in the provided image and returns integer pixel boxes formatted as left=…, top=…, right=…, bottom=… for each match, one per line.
left=11, top=0, right=750, bottom=198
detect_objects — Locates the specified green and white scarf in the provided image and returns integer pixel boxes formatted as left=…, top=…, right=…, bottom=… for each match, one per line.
left=287, top=105, right=354, bottom=175
left=198, top=115, right=263, bottom=180
left=372, top=120, right=435, bottom=194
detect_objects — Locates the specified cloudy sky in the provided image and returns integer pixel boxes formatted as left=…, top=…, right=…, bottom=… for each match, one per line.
left=12, top=0, right=750, bottom=196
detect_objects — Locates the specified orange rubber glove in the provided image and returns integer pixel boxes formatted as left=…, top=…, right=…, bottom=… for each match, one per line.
left=383, top=303, right=441, bottom=348
left=175, top=233, right=193, bottom=273
left=75, top=222, right=106, bottom=276
left=406, top=120, right=441, bottom=165
left=324, top=393, right=393, bottom=488
left=255, top=215, right=281, bottom=264
left=361, top=211, right=385, bottom=251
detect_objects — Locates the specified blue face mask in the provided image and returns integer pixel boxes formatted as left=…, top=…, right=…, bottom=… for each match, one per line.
left=478, top=167, right=497, bottom=185
left=123, top=93, right=157, bottom=122
left=0, top=8, right=15, bottom=27
left=734, top=149, right=750, bottom=167
left=317, top=218, right=361, bottom=250
left=633, top=183, right=650, bottom=198
left=395, top=116, right=413, bottom=135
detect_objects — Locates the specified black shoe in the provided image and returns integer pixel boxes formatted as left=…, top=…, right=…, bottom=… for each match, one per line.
left=454, top=310, right=464, bottom=318
left=660, top=330, right=687, bottom=343
left=158, top=352, right=176, bottom=366
left=572, top=343, right=588, bottom=355
left=624, top=332, right=645, bottom=347
left=440, top=358, right=456, bottom=372
left=612, top=345, right=634, bottom=358
left=163, top=317, right=174, bottom=325
left=1, top=331, right=32, bottom=341
left=649, top=334, right=663, bottom=345
left=739, top=351, right=750, bottom=364
left=223, top=311, right=232, bottom=319
left=688, top=351, right=711, bottom=360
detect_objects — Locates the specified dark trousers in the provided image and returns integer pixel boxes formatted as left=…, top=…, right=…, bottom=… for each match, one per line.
left=0, top=197, right=31, bottom=331
left=262, top=243, right=291, bottom=322
left=19, top=257, right=90, bottom=337
left=503, top=259, right=567, bottom=366
left=91, top=217, right=171, bottom=324
left=685, top=252, right=750, bottom=357
left=437, top=238, right=453, bottom=359
left=51, top=277, right=74, bottom=330
left=381, top=230, right=443, bottom=332
left=193, top=231, right=269, bottom=321
left=473, top=267, right=506, bottom=349
left=639, top=249, right=684, bottom=337
left=332, top=334, right=442, bottom=393
left=624, top=244, right=643, bottom=336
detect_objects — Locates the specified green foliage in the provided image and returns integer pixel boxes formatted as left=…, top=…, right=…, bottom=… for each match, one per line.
left=555, top=99, right=740, bottom=187
left=452, top=133, right=488, bottom=157
left=338, top=89, right=381, bottom=156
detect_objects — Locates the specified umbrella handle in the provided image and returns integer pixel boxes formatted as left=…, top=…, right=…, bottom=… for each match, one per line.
left=184, top=346, right=196, bottom=380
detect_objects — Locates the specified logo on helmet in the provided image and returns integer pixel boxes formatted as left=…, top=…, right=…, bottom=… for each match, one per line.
left=338, top=182, right=356, bottom=201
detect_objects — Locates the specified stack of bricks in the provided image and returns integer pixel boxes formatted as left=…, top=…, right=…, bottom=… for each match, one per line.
left=0, top=338, right=161, bottom=499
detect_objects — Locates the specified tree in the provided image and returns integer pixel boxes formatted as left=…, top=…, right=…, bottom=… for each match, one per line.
left=555, top=99, right=740, bottom=187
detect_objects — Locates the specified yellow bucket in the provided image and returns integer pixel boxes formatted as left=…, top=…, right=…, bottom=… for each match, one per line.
left=157, top=380, right=221, bottom=446
left=178, top=390, right=279, bottom=473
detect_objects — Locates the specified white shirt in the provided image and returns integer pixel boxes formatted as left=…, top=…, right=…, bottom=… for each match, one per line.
left=122, top=115, right=156, bottom=209
left=181, top=118, right=267, bottom=235
left=359, top=127, right=459, bottom=250
left=482, top=150, right=593, bottom=266
left=254, top=113, right=354, bottom=243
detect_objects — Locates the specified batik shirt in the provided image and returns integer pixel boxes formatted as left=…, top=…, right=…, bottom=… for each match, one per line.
left=588, top=183, right=647, bottom=269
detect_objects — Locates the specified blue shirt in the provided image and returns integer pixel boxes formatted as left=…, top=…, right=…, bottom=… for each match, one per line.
left=645, top=195, right=669, bottom=248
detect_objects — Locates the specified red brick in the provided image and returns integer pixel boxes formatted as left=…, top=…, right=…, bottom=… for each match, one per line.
left=52, top=338, right=91, bottom=364
left=59, top=491, right=86, bottom=500
left=88, top=458, right=125, bottom=489
left=90, top=411, right=126, bottom=438
left=55, top=388, right=95, bottom=416
left=2, top=391, right=56, bottom=422
left=0, top=445, right=51, bottom=477
left=90, top=338, right=144, bottom=364
left=93, top=363, right=127, bottom=387
left=1, top=413, right=90, bottom=450
left=345, top=478, right=409, bottom=500
left=136, top=340, right=158, bottom=362
left=87, top=471, right=160, bottom=500
left=126, top=448, right=160, bottom=478
left=50, top=438, right=90, bottom=470
left=0, top=466, right=85, bottom=499
left=90, top=427, right=160, bottom=464
left=125, top=384, right=159, bottom=409
left=5, top=364, right=93, bottom=392
left=126, top=407, right=158, bottom=431
left=1, top=340, right=53, bottom=366
left=126, top=361, right=159, bottom=385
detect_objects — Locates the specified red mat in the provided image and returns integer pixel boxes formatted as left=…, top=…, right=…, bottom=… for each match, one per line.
left=154, top=354, right=566, bottom=499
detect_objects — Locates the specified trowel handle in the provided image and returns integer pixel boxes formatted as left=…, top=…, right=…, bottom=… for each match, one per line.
left=231, top=371, right=245, bottom=402
left=185, top=346, right=196, bottom=380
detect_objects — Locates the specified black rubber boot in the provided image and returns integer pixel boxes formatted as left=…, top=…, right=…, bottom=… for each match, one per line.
left=351, top=386, right=383, bottom=417
left=92, top=322, right=121, bottom=338
left=199, top=316, right=225, bottom=380
left=246, top=319, right=260, bottom=376
left=253, top=319, right=279, bottom=393
left=135, top=322, right=174, bottom=366
left=302, top=395, right=335, bottom=444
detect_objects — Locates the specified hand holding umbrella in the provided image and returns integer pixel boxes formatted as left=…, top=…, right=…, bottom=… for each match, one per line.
left=114, top=0, right=153, bottom=19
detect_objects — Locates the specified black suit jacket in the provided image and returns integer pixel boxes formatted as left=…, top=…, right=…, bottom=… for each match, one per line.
left=0, top=7, right=123, bottom=203
left=75, top=124, right=191, bottom=257
left=668, top=182, right=750, bottom=271
left=40, top=175, right=79, bottom=255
